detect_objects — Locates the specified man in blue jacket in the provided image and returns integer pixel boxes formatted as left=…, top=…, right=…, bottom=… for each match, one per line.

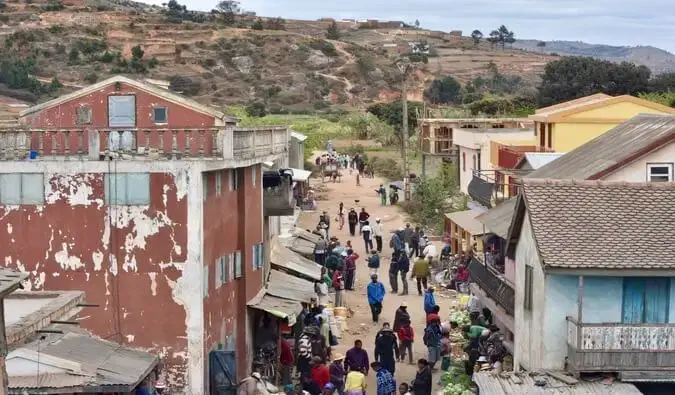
left=367, top=274, right=386, bottom=322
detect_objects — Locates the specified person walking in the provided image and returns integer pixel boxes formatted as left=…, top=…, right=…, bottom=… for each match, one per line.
left=345, top=340, right=370, bottom=374
left=371, top=218, right=384, bottom=253
left=320, top=211, right=331, bottom=239
left=418, top=231, right=427, bottom=258
left=358, top=208, right=370, bottom=235
left=315, top=235, right=327, bottom=266
left=411, top=255, right=431, bottom=296
left=411, top=359, right=432, bottom=395
left=423, top=286, right=437, bottom=316
left=371, top=362, right=396, bottom=395
left=344, top=368, right=367, bottom=395
left=297, top=327, right=315, bottom=378
left=367, top=250, right=380, bottom=276
left=332, top=269, right=344, bottom=307
left=423, top=318, right=443, bottom=370
left=373, top=323, right=399, bottom=375
left=390, top=229, right=404, bottom=257
left=311, top=356, right=331, bottom=390
left=347, top=209, right=358, bottom=237
left=402, top=224, right=414, bottom=256
left=392, top=302, right=410, bottom=333
left=329, top=353, right=346, bottom=395
left=397, top=253, right=410, bottom=296
left=409, top=227, right=420, bottom=258
left=367, top=274, right=385, bottom=322
left=397, top=320, right=414, bottom=364
left=388, top=254, right=399, bottom=294
left=280, top=337, right=294, bottom=386
left=376, top=184, right=387, bottom=206
left=361, top=221, right=373, bottom=253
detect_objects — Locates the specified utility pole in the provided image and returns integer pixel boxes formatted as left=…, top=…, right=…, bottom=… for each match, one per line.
left=395, top=57, right=412, bottom=201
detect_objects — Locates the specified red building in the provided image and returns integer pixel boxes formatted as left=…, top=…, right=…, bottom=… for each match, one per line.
left=0, top=76, right=290, bottom=393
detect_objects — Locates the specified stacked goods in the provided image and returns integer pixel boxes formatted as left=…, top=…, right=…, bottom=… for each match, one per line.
left=439, top=367, right=472, bottom=395
left=449, top=310, right=471, bottom=327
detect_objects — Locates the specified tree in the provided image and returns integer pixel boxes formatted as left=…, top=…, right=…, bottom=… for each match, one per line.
left=487, top=30, right=500, bottom=48
left=471, top=30, right=483, bottom=47
left=366, top=100, right=423, bottom=138
left=537, top=56, right=651, bottom=106
left=245, top=100, right=268, bottom=117
left=50, top=76, right=62, bottom=90
left=424, top=76, right=462, bottom=104
left=216, top=0, right=240, bottom=24
left=649, top=73, right=675, bottom=92
left=537, top=41, right=546, bottom=52
left=265, top=17, right=285, bottom=30
left=326, top=21, right=340, bottom=40
left=251, top=18, right=264, bottom=30
left=131, top=44, right=144, bottom=60
left=414, top=19, right=420, bottom=28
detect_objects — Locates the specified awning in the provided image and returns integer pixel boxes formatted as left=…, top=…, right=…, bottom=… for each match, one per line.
left=279, top=235, right=316, bottom=257
left=248, top=290, right=301, bottom=326
left=267, top=269, right=317, bottom=302
left=270, top=238, right=322, bottom=280
left=293, top=228, right=321, bottom=244
left=290, top=131, right=308, bottom=142
left=445, top=209, right=486, bottom=236
left=289, top=168, right=312, bottom=182
left=476, top=198, right=517, bottom=239
left=262, top=161, right=275, bottom=168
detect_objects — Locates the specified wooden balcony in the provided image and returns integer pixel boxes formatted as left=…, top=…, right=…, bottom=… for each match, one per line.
left=566, top=317, right=675, bottom=373
left=263, top=172, right=294, bottom=216
left=0, top=127, right=288, bottom=161
left=468, top=258, right=515, bottom=317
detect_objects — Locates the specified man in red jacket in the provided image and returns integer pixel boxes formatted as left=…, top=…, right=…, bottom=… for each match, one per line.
left=332, top=269, right=344, bottom=307
left=280, top=338, right=294, bottom=386
left=310, top=356, right=331, bottom=390
left=397, top=319, right=415, bottom=364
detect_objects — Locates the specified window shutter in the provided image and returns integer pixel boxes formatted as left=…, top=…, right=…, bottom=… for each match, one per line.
left=215, top=257, right=222, bottom=288
left=0, top=174, right=21, bottom=204
left=108, top=95, right=136, bottom=128
left=229, top=253, right=235, bottom=281
left=234, top=251, right=242, bottom=278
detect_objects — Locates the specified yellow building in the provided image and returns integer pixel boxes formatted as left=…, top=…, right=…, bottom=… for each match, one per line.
left=528, top=94, right=675, bottom=152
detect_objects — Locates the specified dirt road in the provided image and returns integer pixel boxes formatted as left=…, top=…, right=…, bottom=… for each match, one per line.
left=297, top=165, right=458, bottom=392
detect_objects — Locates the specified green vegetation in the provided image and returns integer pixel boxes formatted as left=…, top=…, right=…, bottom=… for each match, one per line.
left=487, top=25, right=515, bottom=49
left=326, top=21, right=340, bottom=40
left=42, top=0, right=65, bottom=11
left=251, top=18, right=264, bottom=30
left=424, top=76, right=462, bottom=104
left=639, top=92, right=675, bottom=107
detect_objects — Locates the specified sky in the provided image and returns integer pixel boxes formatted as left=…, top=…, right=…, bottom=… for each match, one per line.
left=144, top=0, right=675, bottom=53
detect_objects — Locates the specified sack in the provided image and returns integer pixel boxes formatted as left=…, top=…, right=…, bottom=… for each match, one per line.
left=329, top=330, right=338, bottom=346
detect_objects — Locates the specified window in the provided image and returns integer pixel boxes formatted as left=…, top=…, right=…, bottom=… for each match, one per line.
left=104, top=173, right=150, bottom=205
left=203, top=266, right=209, bottom=298
left=215, top=257, right=223, bottom=288
left=229, top=169, right=237, bottom=191
left=472, top=155, right=477, bottom=171
left=539, top=123, right=545, bottom=147
left=202, top=174, right=208, bottom=201
left=524, top=265, right=533, bottom=311
left=252, top=243, right=264, bottom=270
left=215, top=172, right=222, bottom=196
left=222, top=255, right=231, bottom=284
left=251, top=165, right=257, bottom=187
left=76, top=105, right=92, bottom=125
left=647, top=163, right=673, bottom=182
left=108, top=95, right=136, bottom=128
left=462, top=152, right=466, bottom=171
left=0, top=173, right=44, bottom=204
left=546, top=125, right=553, bottom=149
left=622, top=278, right=669, bottom=323
left=228, top=252, right=235, bottom=281
left=153, top=107, right=168, bottom=124
left=234, top=251, right=242, bottom=279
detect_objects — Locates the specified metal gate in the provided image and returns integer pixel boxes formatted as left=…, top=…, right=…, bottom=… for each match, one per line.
left=209, top=350, right=237, bottom=395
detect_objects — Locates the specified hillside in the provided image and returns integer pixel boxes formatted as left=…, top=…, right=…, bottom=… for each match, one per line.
left=0, top=0, right=560, bottom=110
left=513, top=40, right=675, bottom=75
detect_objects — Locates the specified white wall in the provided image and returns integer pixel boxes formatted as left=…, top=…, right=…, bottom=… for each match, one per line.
left=603, top=143, right=675, bottom=182
left=458, top=146, right=479, bottom=195
left=514, top=213, right=546, bottom=372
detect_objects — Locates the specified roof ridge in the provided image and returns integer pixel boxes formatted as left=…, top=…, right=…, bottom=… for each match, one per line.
left=522, top=178, right=675, bottom=189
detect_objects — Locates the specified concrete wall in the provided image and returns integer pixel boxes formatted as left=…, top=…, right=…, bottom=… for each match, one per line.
left=458, top=146, right=479, bottom=195
left=289, top=138, right=305, bottom=169
left=21, top=81, right=217, bottom=129
left=513, top=213, right=546, bottom=372
left=504, top=257, right=515, bottom=285
left=604, top=143, right=675, bottom=182
left=202, top=164, right=263, bottom=385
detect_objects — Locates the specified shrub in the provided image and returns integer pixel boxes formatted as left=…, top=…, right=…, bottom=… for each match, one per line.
left=48, top=25, right=66, bottom=34
left=42, top=0, right=65, bottom=11
left=169, top=75, right=201, bottom=96
left=99, top=51, right=115, bottom=63
left=83, top=72, right=98, bottom=83
left=50, top=76, right=62, bottom=90
left=251, top=19, right=264, bottom=30
left=68, top=48, right=79, bottom=63
left=148, top=57, right=159, bottom=68
left=245, top=100, right=268, bottom=117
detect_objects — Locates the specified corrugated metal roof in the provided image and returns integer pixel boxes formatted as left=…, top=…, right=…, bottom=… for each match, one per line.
left=529, top=114, right=675, bottom=180
left=267, top=269, right=317, bottom=302
left=476, top=199, right=517, bottom=239
left=473, top=372, right=643, bottom=394
left=522, top=153, right=566, bottom=170
left=248, top=291, right=302, bottom=325
left=270, top=238, right=322, bottom=280
left=290, top=131, right=308, bottom=142
left=444, top=209, right=486, bottom=235
left=279, top=235, right=316, bottom=257
left=7, top=328, right=158, bottom=392
left=289, top=168, right=312, bottom=182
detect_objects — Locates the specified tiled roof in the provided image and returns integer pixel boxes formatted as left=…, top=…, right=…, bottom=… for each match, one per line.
left=529, top=114, right=675, bottom=180
left=521, top=179, right=675, bottom=269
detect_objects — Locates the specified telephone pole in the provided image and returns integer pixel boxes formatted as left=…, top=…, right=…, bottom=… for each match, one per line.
left=395, top=57, right=413, bottom=201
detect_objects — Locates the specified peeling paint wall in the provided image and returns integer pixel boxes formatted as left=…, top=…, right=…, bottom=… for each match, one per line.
left=202, top=165, right=263, bottom=384
left=0, top=171, right=192, bottom=389
left=21, top=82, right=217, bottom=129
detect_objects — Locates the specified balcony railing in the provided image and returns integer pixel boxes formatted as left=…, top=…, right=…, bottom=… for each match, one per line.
left=0, top=127, right=288, bottom=161
left=490, top=140, right=554, bottom=169
left=566, top=317, right=675, bottom=372
left=468, top=258, right=515, bottom=316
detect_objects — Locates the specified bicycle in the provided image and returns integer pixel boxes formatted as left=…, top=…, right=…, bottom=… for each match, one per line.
left=254, top=346, right=277, bottom=384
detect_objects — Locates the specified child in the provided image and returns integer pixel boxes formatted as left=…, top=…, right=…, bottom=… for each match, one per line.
left=397, top=319, right=414, bottom=364
left=398, top=383, right=412, bottom=395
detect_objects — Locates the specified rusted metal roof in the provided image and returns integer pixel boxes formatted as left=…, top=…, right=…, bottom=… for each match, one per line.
left=0, top=267, right=28, bottom=298
left=476, top=199, right=517, bottom=239
left=248, top=290, right=302, bottom=326
left=473, top=372, right=642, bottom=394
left=529, top=114, right=675, bottom=180
left=518, top=179, right=675, bottom=269
left=7, top=327, right=158, bottom=394
left=270, top=237, right=322, bottom=281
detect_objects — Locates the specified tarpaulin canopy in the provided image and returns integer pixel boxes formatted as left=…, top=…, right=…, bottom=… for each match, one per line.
left=267, top=269, right=317, bottom=303
left=270, top=237, right=322, bottom=281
